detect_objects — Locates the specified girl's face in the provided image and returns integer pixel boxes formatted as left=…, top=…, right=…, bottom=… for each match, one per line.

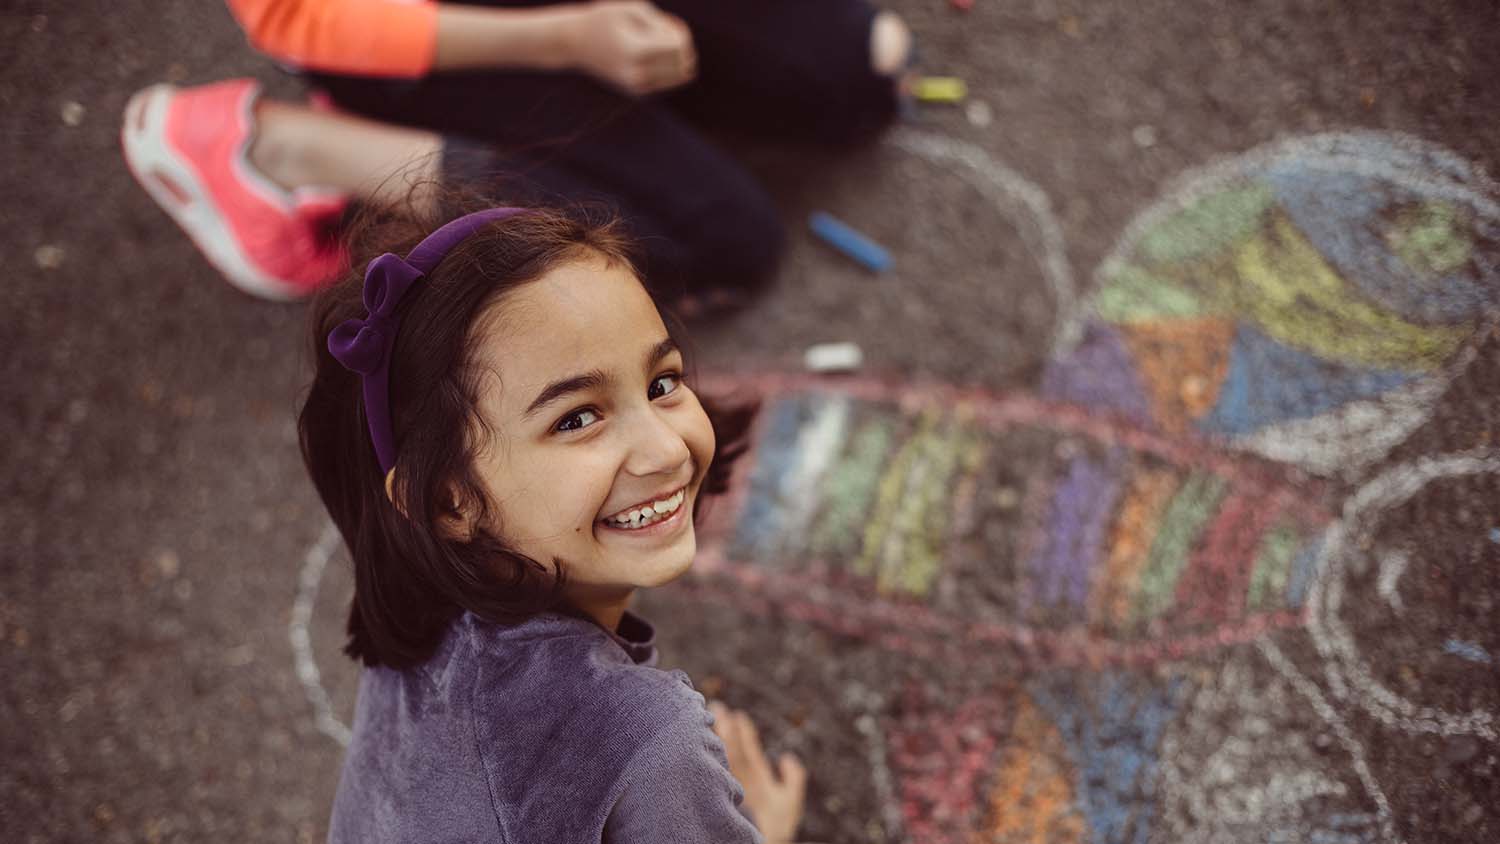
left=464, top=255, right=715, bottom=624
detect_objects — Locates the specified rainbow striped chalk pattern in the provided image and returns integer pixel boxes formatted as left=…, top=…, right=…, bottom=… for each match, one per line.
left=701, top=374, right=1329, bottom=661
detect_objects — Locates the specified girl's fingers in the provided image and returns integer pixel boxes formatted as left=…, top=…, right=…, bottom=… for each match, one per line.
left=778, top=753, right=807, bottom=789
left=710, top=704, right=742, bottom=763
left=735, top=712, right=774, bottom=781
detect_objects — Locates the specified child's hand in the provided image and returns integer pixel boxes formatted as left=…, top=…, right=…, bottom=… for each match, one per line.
left=565, top=1, right=697, bottom=95
left=709, top=702, right=807, bottom=844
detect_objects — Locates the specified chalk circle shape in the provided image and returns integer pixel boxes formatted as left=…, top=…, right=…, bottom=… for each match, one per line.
left=291, top=520, right=354, bottom=747
left=1051, top=131, right=1500, bottom=476
left=884, top=128, right=1079, bottom=354
left=1308, top=450, right=1500, bottom=741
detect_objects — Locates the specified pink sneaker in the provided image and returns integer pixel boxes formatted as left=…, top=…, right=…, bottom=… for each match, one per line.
left=121, top=79, right=349, bottom=301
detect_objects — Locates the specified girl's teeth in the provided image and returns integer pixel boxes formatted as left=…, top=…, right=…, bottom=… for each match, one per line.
left=607, top=490, right=685, bottom=529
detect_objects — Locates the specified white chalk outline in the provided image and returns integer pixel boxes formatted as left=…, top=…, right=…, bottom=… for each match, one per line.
left=1062, top=130, right=1500, bottom=476
left=290, top=520, right=352, bottom=747
left=886, top=128, right=1079, bottom=356
left=1375, top=549, right=1410, bottom=615
left=1257, top=638, right=1402, bottom=844
left=855, top=710, right=907, bottom=843
left=1157, top=650, right=1375, bottom=841
left=1307, top=451, right=1500, bottom=741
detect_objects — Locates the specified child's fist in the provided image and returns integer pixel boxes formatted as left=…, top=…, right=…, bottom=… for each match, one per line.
left=565, top=1, right=697, bottom=95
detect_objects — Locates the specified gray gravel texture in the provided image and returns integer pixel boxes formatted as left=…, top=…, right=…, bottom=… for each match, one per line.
left=4, top=1, right=1499, bottom=842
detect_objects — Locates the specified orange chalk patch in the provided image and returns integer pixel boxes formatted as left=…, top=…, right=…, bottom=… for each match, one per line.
left=1090, top=466, right=1180, bottom=631
left=1120, top=317, right=1235, bottom=432
left=981, top=697, right=1085, bottom=844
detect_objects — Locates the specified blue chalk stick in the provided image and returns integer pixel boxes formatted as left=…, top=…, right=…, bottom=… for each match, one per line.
left=1489, top=527, right=1500, bottom=545
left=809, top=212, right=892, bottom=272
left=1443, top=638, right=1492, bottom=665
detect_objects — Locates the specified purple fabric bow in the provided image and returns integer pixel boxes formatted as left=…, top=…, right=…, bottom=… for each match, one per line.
left=327, top=207, right=526, bottom=474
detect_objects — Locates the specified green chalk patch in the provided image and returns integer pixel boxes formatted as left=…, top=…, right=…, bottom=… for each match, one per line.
left=1093, top=263, right=1212, bottom=322
left=1137, top=182, right=1276, bottom=264
left=1131, top=471, right=1228, bottom=626
left=1246, top=520, right=1300, bottom=611
left=1385, top=200, right=1474, bottom=278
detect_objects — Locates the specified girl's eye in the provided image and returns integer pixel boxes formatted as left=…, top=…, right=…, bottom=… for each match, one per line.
left=554, top=408, right=601, bottom=433
left=648, top=372, right=682, bottom=400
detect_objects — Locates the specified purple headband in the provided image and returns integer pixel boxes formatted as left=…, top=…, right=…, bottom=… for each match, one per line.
left=327, top=207, right=526, bottom=474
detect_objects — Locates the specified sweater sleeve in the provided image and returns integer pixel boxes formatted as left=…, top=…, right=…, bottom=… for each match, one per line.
left=224, top=0, right=438, bottom=78
left=604, top=694, right=765, bottom=844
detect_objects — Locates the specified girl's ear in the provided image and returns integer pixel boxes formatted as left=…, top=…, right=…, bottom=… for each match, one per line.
left=385, top=469, right=476, bottom=541
left=434, top=489, right=478, bottom=542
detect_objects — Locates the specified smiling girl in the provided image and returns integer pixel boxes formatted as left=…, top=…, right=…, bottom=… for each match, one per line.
left=299, top=203, right=804, bottom=841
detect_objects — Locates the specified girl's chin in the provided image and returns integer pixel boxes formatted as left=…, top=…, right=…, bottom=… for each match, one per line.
left=638, top=535, right=698, bottom=587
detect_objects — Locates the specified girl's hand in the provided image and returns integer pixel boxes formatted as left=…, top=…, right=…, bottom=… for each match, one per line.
left=709, top=702, right=807, bottom=844
left=564, top=1, right=697, bottom=95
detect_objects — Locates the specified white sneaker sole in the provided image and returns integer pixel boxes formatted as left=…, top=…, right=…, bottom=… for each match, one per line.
left=121, top=84, right=305, bottom=302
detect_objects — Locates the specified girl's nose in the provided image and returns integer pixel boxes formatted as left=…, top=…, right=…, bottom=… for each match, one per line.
left=623, top=407, right=692, bottom=478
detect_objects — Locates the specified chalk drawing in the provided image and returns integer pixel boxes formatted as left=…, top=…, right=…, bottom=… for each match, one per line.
left=694, top=372, right=1326, bottom=668
left=1027, top=671, right=1184, bottom=844
left=1047, top=132, right=1500, bottom=476
left=1025, top=452, right=1122, bottom=614
left=882, top=684, right=1003, bottom=844
left=885, top=128, right=1079, bottom=352
left=1306, top=451, right=1500, bottom=740
left=1257, top=639, right=1402, bottom=844
left=980, top=695, right=1086, bottom=844
left=286, top=129, right=1500, bottom=842
left=1375, top=549, right=1409, bottom=614
left=856, top=711, right=909, bottom=843
left=1158, top=649, right=1385, bottom=843
left=290, top=520, right=352, bottom=748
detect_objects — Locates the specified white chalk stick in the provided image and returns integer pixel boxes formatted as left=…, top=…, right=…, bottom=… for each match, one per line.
left=804, top=342, right=864, bottom=373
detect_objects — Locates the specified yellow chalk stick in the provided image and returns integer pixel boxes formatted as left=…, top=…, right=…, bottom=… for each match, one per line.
left=912, top=76, right=967, bottom=103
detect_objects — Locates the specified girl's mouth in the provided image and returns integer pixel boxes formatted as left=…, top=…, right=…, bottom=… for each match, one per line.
left=598, top=487, right=687, bottom=533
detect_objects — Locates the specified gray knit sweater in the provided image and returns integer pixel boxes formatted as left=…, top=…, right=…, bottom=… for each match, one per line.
left=327, top=609, right=763, bottom=843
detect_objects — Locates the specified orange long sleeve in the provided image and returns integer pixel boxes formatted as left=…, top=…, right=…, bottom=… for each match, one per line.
left=225, top=0, right=439, bottom=78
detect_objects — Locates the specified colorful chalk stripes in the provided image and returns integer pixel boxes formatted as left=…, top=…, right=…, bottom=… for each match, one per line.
left=716, top=380, right=1327, bottom=639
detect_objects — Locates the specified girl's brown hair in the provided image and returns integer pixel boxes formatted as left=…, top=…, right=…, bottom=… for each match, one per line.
left=299, top=198, right=754, bottom=669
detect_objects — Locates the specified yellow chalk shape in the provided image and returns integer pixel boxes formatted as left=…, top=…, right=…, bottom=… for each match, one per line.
left=912, top=76, right=968, bottom=103
left=1232, top=213, right=1468, bottom=370
left=857, top=410, right=937, bottom=587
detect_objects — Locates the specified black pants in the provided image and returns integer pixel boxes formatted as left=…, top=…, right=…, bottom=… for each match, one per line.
left=307, top=0, right=898, bottom=301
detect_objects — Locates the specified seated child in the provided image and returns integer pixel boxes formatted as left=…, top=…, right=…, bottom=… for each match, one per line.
left=299, top=199, right=805, bottom=842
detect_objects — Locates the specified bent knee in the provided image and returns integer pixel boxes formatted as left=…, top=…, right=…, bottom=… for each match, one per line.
left=870, top=12, right=913, bottom=77
left=701, top=197, right=785, bottom=292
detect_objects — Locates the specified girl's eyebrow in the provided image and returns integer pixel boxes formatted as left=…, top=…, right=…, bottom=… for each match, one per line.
left=646, top=337, right=680, bottom=370
left=523, top=369, right=610, bottom=419
left=522, top=338, right=680, bottom=420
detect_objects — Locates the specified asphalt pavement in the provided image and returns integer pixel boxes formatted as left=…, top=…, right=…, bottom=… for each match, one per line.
left=4, top=1, right=1499, bottom=842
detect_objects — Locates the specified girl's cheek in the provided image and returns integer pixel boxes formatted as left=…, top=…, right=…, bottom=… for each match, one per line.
left=687, top=400, right=716, bottom=471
